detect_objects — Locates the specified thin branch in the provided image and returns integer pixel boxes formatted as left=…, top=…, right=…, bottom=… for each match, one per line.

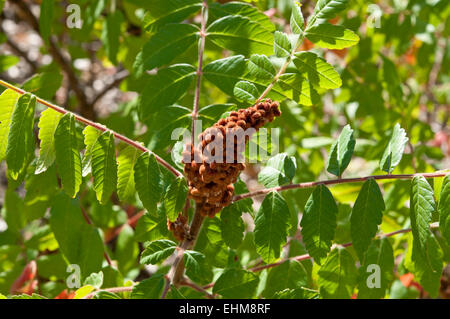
left=249, top=222, right=440, bottom=272
left=91, top=69, right=130, bottom=106
left=232, top=171, right=448, bottom=202
left=0, top=79, right=182, bottom=177
left=179, top=277, right=215, bottom=299
left=11, top=0, right=93, bottom=119
left=191, top=0, right=208, bottom=146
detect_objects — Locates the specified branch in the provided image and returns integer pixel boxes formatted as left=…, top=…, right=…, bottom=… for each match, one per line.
left=249, top=222, right=440, bottom=272
left=11, top=0, right=93, bottom=119
left=232, top=171, right=448, bottom=202
left=0, top=79, right=182, bottom=177
left=83, top=285, right=134, bottom=299
left=179, top=277, right=215, bottom=299
left=191, top=0, right=208, bottom=145
left=91, top=69, right=130, bottom=106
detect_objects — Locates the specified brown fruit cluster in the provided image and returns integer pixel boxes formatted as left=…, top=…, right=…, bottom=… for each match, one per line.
left=182, top=99, right=281, bottom=217
left=167, top=214, right=190, bottom=241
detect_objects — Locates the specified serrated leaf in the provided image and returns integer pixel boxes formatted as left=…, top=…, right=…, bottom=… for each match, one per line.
left=300, top=184, right=338, bottom=265
left=357, top=238, right=394, bottom=299
left=209, top=2, right=275, bottom=32
left=273, top=287, right=319, bottom=299
left=318, top=247, right=357, bottom=299
left=82, top=126, right=101, bottom=177
left=306, top=23, right=359, bottom=49
left=35, top=108, right=62, bottom=174
left=350, top=179, right=385, bottom=261
left=164, top=177, right=188, bottom=222
left=39, top=0, right=54, bottom=44
left=50, top=193, right=104, bottom=278
left=263, top=260, right=309, bottom=298
left=131, top=275, right=165, bottom=299
left=135, top=210, right=170, bottom=242
left=91, top=131, right=118, bottom=204
left=138, top=64, right=196, bottom=122
left=410, top=175, right=443, bottom=296
left=233, top=80, right=259, bottom=103
left=380, top=123, right=408, bottom=173
left=308, top=0, right=349, bottom=28
left=102, top=10, right=124, bottom=64
left=54, top=113, right=82, bottom=198
left=134, top=23, right=199, bottom=76
left=290, top=1, right=305, bottom=35
left=6, top=93, right=36, bottom=180
left=278, top=73, right=320, bottom=106
left=213, top=269, right=259, bottom=299
left=258, top=153, right=297, bottom=188
left=143, top=0, right=202, bottom=33
left=439, top=174, right=450, bottom=245
left=0, top=89, right=20, bottom=162
left=84, top=271, right=104, bottom=289
left=117, top=146, right=139, bottom=202
left=293, top=51, right=342, bottom=89
left=207, top=15, right=274, bottom=56
left=184, top=250, right=205, bottom=277
left=326, top=124, right=355, bottom=177
left=274, top=31, right=292, bottom=57
left=220, top=204, right=245, bottom=249
left=254, top=191, right=290, bottom=263
left=247, top=54, right=275, bottom=80
left=140, top=240, right=177, bottom=265
left=134, top=152, right=163, bottom=213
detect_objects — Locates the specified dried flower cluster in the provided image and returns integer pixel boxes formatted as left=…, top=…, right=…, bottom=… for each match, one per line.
left=182, top=99, right=281, bottom=218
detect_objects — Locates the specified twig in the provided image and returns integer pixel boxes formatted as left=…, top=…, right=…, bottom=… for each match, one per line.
left=0, top=79, right=182, bottom=177
left=91, top=69, right=130, bottom=105
left=232, top=171, right=448, bottom=202
left=179, top=277, right=214, bottom=299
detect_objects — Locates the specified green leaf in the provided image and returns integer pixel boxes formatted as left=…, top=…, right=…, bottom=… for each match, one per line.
left=117, top=146, right=139, bottom=202
left=326, top=124, right=355, bottom=177
left=131, top=275, right=165, bottom=299
left=273, top=288, right=319, bottom=299
left=207, top=15, right=274, bottom=56
left=134, top=23, right=199, bottom=76
left=293, top=51, right=342, bottom=89
left=254, top=191, right=290, bottom=263
left=102, top=10, right=124, bottom=64
left=0, top=89, right=20, bottom=162
left=138, top=64, right=196, bottom=122
left=134, top=152, right=163, bottom=213
left=22, top=71, right=63, bottom=100
left=39, top=0, right=54, bottom=44
left=135, top=210, right=170, bottom=242
left=247, top=54, right=275, bottom=80
left=278, top=73, right=319, bottom=106
left=6, top=93, right=36, bottom=180
left=143, top=0, right=202, bottom=33
left=91, top=132, right=118, bottom=204
left=357, top=238, right=394, bottom=299
left=439, top=174, right=450, bottom=245
left=164, top=177, right=188, bottom=222
left=300, top=185, right=338, bottom=265
left=84, top=271, right=104, bottom=289
left=318, top=247, right=357, bottom=299
left=379, top=123, right=408, bottom=173
left=0, top=55, right=19, bottom=72
left=274, top=31, right=292, bottom=57
left=54, top=114, right=82, bottom=198
left=220, top=204, right=245, bottom=249
left=184, top=250, right=205, bottom=277
left=290, top=1, right=305, bottom=35
left=213, top=269, right=259, bottom=299
left=306, top=23, right=359, bottom=49
left=209, top=2, right=275, bottom=32
left=350, top=179, right=385, bottom=261
left=258, top=153, right=297, bottom=188
left=50, top=193, right=104, bottom=278
left=409, top=175, right=443, bottom=296
left=140, top=240, right=177, bottom=265
left=81, top=126, right=101, bottom=177
left=36, top=108, right=62, bottom=174
left=203, top=55, right=247, bottom=96
left=233, top=80, right=259, bottom=103
left=308, top=0, right=349, bottom=28
left=263, top=260, right=309, bottom=298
